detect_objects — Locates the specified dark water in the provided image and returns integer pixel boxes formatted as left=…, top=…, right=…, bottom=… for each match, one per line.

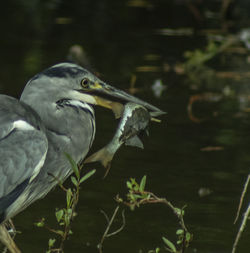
left=0, top=1, right=250, bottom=252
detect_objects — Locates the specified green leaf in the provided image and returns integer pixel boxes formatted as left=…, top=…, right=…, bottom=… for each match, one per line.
left=174, top=208, right=182, bottom=216
left=186, top=232, right=191, bottom=241
left=130, top=178, right=136, bottom=185
left=67, top=208, right=73, bottom=216
left=149, top=248, right=160, bottom=253
left=133, top=194, right=143, bottom=199
left=129, top=193, right=135, bottom=201
left=64, top=153, right=80, bottom=179
left=177, top=239, right=182, bottom=245
left=63, top=208, right=73, bottom=227
left=64, top=213, right=70, bottom=226
left=66, top=189, right=72, bottom=208
left=55, top=230, right=64, bottom=236
left=176, top=229, right=184, bottom=235
left=71, top=176, right=78, bottom=186
left=139, top=175, right=147, bottom=192
left=34, top=221, right=44, bottom=227
left=48, top=238, right=56, bottom=248
left=155, top=248, right=160, bottom=253
left=34, top=218, right=45, bottom=227
left=162, top=237, right=176, bottom=252
left=126, top=181, right=132, bottom=189
left=79, top=169, right=96, bottom=184
left=55, top=209, right=64, bottom=223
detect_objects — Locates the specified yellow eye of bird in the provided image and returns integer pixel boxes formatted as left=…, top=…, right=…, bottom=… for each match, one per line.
left=81, top=78, right=90, bottom=88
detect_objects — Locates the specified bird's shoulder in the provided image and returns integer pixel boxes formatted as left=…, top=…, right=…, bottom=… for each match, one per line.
left=0, top=94, right=45, bottom=136
left=0, top=94, right=48, bottom=197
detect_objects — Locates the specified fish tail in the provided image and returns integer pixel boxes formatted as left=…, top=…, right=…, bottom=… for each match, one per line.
left=84, top=147, right=114, bottom=177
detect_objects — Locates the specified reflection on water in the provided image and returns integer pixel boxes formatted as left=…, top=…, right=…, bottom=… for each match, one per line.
left=1, top=1, right=250, bottom=252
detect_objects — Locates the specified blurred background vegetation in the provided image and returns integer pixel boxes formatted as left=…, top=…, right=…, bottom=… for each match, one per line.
left=0, top=0, right=250, bottom=253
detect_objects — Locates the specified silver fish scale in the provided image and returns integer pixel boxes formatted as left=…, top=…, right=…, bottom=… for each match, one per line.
left=119, top=103, right=150, bottom=143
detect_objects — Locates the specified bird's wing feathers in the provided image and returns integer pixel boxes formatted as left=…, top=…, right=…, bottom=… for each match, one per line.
left=0, top=95, right=48, bottom=200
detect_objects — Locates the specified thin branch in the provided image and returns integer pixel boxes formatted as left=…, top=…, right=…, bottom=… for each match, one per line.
left=45, top=226, right=64, bottom=237
left=1, top=219, right=19, bottom=253
left=98, top=206, right=125, bottom=253
left=50, top=249, right=61, bottom=253
left=100, top=210, right=110, bottom=224
left=232, top=203, right=250, bottom=253
left=234, top=174, right=250, bottom=224
left=116, top=189, right=190, bottom=253
left=143, top=192, right=188, bottom=253
left=99, top=206, right=119, bottom=246
left=106, top=210, right=125, bottom=237
left=232, top=173, right=250, bottom=253
left=47, top=172, right=68, bottom=192
left=120, top=191, right=188, bottom=233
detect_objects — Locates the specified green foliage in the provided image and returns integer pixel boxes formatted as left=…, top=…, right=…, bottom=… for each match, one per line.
left=148, top=248, right=160, bottom=253
left=162, top=237, right=176, bottom=252
left=46, top=238, right=56, bottom=253
left=117, top=176, right=192, bottom=253
left=79, top=169, right=96, bottom=183
left=55, top=209, right=64, bottom=223
left=184, top=40, right=219, bottom=69
left=139, top=175, right=146, bottom=191
left=35, top=169, right=191, bottom=253
left=34, top=154, right=95, bottom=253
left=125, top=176, right=151, bottom=210
left=64, top=153, right=79, bottom=179
left=182, top=39, right=223, bottom=86
left=34, top=218, right=45, bottom=228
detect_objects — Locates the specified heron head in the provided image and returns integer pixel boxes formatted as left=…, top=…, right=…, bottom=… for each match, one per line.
left=22, top=63, right=165, bottom=118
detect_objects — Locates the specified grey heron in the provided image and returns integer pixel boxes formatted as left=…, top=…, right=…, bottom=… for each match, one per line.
left=0, top=63, right=164, bottom=252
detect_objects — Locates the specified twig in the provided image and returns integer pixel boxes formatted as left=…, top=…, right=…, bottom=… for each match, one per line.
left=47, top=172, right=68, bottom=192
left=234, top=174, right=250, bottom=224
left=98, top=206, right=125, bottom=253
left=117, top=188, right=190, bottom=253
left=121, top=191, right=188, bottom=233
left=232, top=203, right=250, bottom=253
left=144, top=192, right=188, bottom=253
left=59, top=185, right=80, bottom=250
left=50, top=248, right=61, bottom=253
left=106, top=210, right=125, bottom=238
left=1, top=219, right=18, bottom=253
left=100, top=210, right=110, bottom=224
left=35, top=155, right=95, bottom=253
left=232, top=173, right=250, bottom=253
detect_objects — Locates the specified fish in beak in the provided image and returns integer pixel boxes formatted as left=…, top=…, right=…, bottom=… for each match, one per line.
left=85, top=102, right=152, bottom=177
left=80, top=80, right=166, bottom=119
left=82, top=79, right=166, bottom=177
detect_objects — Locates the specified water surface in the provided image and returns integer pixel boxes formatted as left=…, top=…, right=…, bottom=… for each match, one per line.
left=0, top=1, right=249, bottom=252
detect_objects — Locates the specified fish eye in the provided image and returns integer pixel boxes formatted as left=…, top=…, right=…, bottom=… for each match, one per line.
left=81, top=78, right=90, bottom=88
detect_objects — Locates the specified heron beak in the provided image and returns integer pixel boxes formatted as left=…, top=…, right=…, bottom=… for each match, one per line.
left=90, top=81, right=166, bottom=118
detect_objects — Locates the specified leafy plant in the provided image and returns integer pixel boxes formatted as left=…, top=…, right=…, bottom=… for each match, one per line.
left=116, top=176, right=192, bottom=253
left=34, top=154, right=95, bottom=253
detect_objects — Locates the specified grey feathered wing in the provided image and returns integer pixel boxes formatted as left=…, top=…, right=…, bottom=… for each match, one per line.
left=0, top=95, right=48, bottom=222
